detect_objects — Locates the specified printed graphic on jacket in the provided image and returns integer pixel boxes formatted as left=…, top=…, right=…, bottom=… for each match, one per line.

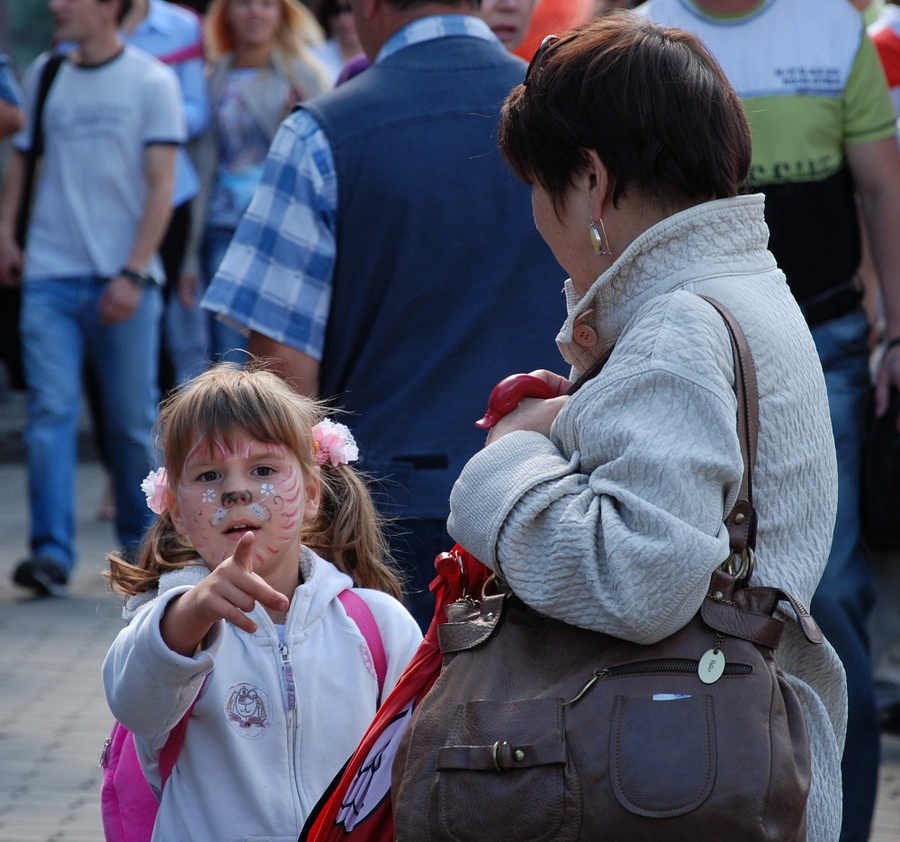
left=225, top=682, right=270, bottom=738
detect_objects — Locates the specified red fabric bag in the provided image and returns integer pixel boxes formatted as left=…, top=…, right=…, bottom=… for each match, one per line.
left=299, top=546, right=490, bottom=842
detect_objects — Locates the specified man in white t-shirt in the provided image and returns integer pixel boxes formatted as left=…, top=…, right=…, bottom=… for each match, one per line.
left=0, top=0, right=184, bottom=594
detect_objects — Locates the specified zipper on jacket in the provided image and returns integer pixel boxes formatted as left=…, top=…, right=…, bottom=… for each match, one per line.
left=272, top=636, right=303, bottom=814
left=564, top=658, right=753, bottom=706
left=280, top=642, right=296, bottom=711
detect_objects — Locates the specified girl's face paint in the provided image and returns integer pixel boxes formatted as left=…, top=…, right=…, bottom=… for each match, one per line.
left=169, top=434, right=320, bottom=579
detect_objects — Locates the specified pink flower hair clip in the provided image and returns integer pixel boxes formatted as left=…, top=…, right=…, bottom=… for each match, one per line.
left=313, top=419, right=359, bottom=467
left=141, top=467, right=169, bottom=515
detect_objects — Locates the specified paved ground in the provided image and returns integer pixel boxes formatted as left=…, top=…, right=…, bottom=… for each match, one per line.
left=0, top=387, right=898, bottom=840
left=0, top=458, right=122, bottom=841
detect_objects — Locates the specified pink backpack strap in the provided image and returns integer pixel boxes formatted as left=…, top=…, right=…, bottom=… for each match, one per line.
left=338, top=589, right=387, bottom=704
left=159, top=682, right=204, bottom=786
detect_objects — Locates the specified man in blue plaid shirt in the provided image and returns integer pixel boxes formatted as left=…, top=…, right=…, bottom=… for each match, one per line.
left=202, top=0, right=565, bottom=629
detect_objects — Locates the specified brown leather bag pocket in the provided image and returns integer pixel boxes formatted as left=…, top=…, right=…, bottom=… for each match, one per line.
left=610, top=693, right=716, bottom=817
left=432, top=698, right=579, bottom=842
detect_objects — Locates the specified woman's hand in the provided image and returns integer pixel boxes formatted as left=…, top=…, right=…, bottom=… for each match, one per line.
left=178, top=273, right=198, bottom=309
left=160, top=533, right=290, bottom=656
left=0, top=227, right=22, bottom=287
left=98, top=275, right=143, bottom=325
left=527, top=369, right=573, bottom=396
left=486, top=378, right=572, bottom=444
left=483, top=369, right=572, bottom=443
left=477, top=369, right=572, bottom=425
left=875, top=344, right=900, bottom=430
left=486, top=395, right=569, bottom=443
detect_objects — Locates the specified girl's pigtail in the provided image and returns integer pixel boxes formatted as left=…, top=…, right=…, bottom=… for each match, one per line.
left=304, top=463, right=404, bottom=602
left=105, top=512, right=199, bottom=599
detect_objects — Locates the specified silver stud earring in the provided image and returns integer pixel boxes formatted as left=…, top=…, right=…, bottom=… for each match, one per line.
left=588, top=218, right=611, bottom=256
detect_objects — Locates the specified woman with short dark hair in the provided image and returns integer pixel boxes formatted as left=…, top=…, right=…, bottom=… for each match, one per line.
left=447, top=12, right=845, bottom=838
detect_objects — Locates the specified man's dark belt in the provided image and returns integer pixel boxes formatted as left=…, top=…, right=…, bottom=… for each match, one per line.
left=799, top=282, right=863, bottom=328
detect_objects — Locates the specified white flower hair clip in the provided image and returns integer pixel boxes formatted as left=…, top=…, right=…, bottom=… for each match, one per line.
left=313, top=419, right=359, bottom=466
left=141, top=467, right=169, bottom=515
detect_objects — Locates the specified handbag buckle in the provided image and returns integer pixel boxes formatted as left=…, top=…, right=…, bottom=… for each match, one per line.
left=482, top=573, right=507, bottom=598
left=721, top=547, right=755, bottom=587
left=491, top=740, right=515, bottom=772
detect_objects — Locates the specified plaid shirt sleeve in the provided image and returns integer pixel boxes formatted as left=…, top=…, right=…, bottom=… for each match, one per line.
left=200, top=108, right=338, bottom=361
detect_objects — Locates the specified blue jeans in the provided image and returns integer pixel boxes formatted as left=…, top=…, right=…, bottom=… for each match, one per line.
left=810, top=307, right=880, bottom=842
left=165, top=291, right=208, bottom=384
left=20, top=276, right=161, bottom=572
left=202, top=226, right=248, bottom=365
left=158, top=225, right=247, bottom=385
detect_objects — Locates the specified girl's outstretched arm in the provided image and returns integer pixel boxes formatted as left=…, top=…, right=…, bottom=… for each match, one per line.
left=160, top=533, right=291, bottom=656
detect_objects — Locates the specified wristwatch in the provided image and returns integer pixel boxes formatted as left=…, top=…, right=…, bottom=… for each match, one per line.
left=119, top=267, right=154, bottom=288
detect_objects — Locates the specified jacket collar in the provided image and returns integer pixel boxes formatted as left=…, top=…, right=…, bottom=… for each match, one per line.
left=556, top=194, right=773, bottom=374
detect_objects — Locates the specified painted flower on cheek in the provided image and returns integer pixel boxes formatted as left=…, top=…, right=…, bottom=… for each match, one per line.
left=141, top=467, right=169, bottom=515
left=203, top=488, right=216, bottom=504
left=260, top=483, right=274, bottom=497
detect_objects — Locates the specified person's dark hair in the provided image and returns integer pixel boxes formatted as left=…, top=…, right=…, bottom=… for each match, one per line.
left=313, top=0, right=339, bottom=38
left=103, top=0, right=133, bottom=24
left=499, top=10, right=751, bottom=213
left=386, top=0, right=479, bottom=11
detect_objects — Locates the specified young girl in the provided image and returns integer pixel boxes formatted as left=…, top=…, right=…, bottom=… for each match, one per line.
left=102, top=364, right=422, bottom=842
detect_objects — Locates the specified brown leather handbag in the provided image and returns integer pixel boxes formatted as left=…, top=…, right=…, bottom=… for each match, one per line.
left=392, top=298, right=824, bottom=841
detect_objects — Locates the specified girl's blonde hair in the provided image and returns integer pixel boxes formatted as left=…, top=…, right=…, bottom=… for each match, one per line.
left=107, top=363, right=403, bottom=601
left=205, top=0, right=325, bottom=62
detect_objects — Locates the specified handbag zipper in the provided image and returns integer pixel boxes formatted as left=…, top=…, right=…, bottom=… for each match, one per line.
left=564, top=658, right=752, bottom=706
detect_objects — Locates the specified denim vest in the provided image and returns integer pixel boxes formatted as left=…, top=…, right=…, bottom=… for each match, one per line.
left=303, top=36, right=565, bottom=519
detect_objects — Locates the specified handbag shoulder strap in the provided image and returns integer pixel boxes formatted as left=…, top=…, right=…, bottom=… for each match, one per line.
left=698, top=296, right=760, bottom=565
left=699, top=298, right=823, bottom=640
left=28, top=53, right=65, bottom=158
left=15, top=52, right=65, bottom=248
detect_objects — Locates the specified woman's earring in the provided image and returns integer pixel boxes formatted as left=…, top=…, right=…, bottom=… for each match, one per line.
left=588, top=218, right=611, bottom=256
